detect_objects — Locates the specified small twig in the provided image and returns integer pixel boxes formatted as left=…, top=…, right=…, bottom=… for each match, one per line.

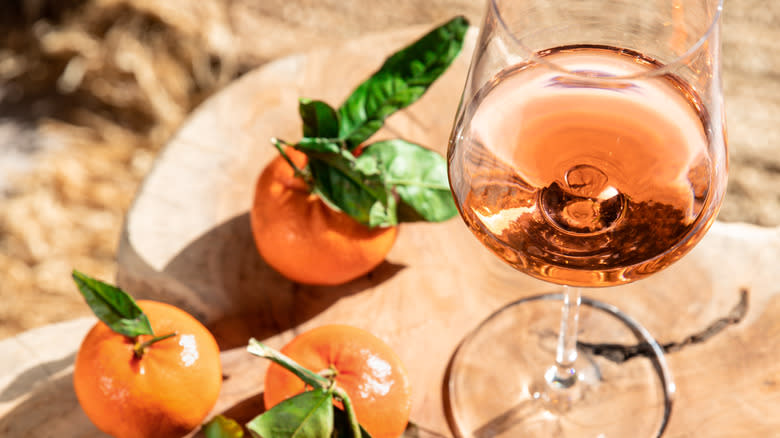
left=133, top=332, right=177, bottom=359
left=246, top=338, right=330, bottom=388
left=333, top=386, right=362, bottom=438
left=317, top=365, right=338, bottom=379
left=270, top=137, right=310, bottom=183
left=579, top=288, right=750, bottom=364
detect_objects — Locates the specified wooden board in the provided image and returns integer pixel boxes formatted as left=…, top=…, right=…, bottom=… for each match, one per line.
left=3, top=27, right=780, bottom=437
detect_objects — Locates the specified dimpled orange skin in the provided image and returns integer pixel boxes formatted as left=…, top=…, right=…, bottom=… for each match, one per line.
left=250, top=147, right=398, bottom=285
left=73, top=300, right=222, bottom=438
left=263, top=325, right=413, bottom=438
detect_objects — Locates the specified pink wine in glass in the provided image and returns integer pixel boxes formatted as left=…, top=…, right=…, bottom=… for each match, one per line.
left=448, top=45, right=724, bottom=287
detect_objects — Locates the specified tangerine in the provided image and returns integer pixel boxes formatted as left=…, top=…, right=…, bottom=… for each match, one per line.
left=263, top=324, right=412, bottom=438
left=73, top=300, right=222, bottom=438
left=250, top=147, right=398, bottom=285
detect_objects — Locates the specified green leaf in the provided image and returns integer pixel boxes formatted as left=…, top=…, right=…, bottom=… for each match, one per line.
left=360, top=140, right=458, bottom=223
left=338, top=16, right=469, bottom=149
left=308, top=158, right=397, bottom=228
left=204, top=415, right=245, bottom=438
left=297, top=137, right=348, bottom=156
left=247, top=389, right=334, bottom=438
left=294, top=139, right=397, bottom=227
left=332, top=406, right=372, bottom=438
left=299, top=99, right=340, bottom=139
left=71, top=270, right=154, bottom=338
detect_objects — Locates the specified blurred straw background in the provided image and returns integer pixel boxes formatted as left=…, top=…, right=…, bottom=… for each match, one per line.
left=0, top=0, right=484, bottom=339
left=0, top=0, right=778, bottom=339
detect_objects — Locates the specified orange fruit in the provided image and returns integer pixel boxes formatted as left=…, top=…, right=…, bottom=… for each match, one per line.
left=73, top=300, right=222, bottom=438
left=263, top=325, right=412, bottom=438
left=250, top=147, right=398, bottom=285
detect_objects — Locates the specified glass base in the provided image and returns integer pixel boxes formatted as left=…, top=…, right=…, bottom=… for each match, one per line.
left=445, top=294, right=674, bottom=438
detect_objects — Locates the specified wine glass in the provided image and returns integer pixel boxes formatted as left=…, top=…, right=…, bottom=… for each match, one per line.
left=446, top=0, right=727, bottom=436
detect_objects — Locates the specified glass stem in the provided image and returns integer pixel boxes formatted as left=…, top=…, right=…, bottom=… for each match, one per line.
left=546, top=286, right=582, bottom=389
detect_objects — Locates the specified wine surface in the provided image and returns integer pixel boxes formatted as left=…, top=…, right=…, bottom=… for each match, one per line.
left=448, top=46, right=723, bottom=286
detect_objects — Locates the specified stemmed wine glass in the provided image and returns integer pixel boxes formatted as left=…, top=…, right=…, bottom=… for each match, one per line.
left=446, top=0, right=727, bottom=436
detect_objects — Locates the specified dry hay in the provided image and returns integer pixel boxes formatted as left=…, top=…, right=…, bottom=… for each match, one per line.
left=0, top=0, right=243, bottom=338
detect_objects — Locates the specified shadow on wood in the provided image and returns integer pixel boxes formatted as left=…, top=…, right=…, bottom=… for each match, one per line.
left=118, top=212, right=405, bottom=350
left=0, top=370, right=103, bottom=437
left=0, top=353, right=75, bottom=403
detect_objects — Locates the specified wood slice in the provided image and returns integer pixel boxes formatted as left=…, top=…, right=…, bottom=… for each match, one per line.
left=2, top=27, right=780, bottom=437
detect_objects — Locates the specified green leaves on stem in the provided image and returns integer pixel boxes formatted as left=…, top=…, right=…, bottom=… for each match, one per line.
left=243, top=339, right=371, bottom=438
left=71, top=270, right=175, bottom=357
left=204, top=17, right=470, bottom=437
left=204, top=402, right=371, bottom=438
left=72, top=269, right=153, bottom=338
left=247, top=389, right=335, bottom=438
left=338, top=16, right=469, bottom=149
left=275, top=16, right=469, bottom=228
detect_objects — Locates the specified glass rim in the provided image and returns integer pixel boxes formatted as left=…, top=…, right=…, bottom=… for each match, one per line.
left=489, top=0, right=724, bottom=80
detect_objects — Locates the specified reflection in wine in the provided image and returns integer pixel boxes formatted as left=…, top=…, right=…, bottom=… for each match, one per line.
left=449, top=45, right=722, bottom=287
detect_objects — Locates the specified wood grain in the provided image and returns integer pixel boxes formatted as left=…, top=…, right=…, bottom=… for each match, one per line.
left=2, top=27, right=780, bottom=437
